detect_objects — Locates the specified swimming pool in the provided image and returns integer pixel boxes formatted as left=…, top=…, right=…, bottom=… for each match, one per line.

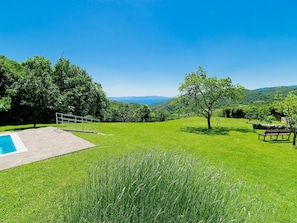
left=0, top=133, right=28, bottom=157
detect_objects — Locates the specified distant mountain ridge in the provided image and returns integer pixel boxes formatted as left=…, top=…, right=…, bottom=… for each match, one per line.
left=242, top=85, right=297, bottom=104
left=255, top=85, right=297, bottom=91
left=109, top=96, right=173, bottom=105
left=109, top=85, right=297, bottom=107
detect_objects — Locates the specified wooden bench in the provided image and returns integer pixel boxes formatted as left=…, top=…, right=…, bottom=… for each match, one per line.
left=258, top=129, right=292, bottom=141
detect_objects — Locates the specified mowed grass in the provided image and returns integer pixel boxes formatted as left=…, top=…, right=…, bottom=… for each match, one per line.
left=0, top=117, right=296, bottom=222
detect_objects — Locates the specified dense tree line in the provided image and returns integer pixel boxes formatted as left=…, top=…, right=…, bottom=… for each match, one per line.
left=105, top=102, right=168, bottom=122
left=0, top=55, right=108, bottom=125
left=4, top=56, right=294, bottom=128
left=0, top=55, right=169, bottom=125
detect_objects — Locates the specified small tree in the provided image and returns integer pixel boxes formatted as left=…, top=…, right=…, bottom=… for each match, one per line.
left=179, top=66, right=244, bottom=129
left=274, top=91, right=297, bottom=146
left=244, top=106, right=271, bottom=123
left=134, top=105, right=152, bottom=122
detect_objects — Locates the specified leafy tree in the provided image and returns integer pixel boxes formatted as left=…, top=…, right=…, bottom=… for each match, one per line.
left=9, top=56, right=60, bottom=127
left=231, top=108, right=244, bottom=118
left=274, top=91, right=297, bottom=146
left=244, top=106, right=272, bottom=123
left=0, top=56, right=21, bottom=98
left=179, top=66, right=244, bottom=129
left=104, top=107, right=120, bottom=122
left=135, top=105, right=152, bottom=122
left=53, top=58, right=108, bottom=118
left=52, top=57, right=71, bottom=92
left=153, top=108, right=169, bottom=121
left=0, top=96, right=11, bottom=112
left=118, top=104, right=134, bottom=122
left=87, top=83, right=109, bottom=120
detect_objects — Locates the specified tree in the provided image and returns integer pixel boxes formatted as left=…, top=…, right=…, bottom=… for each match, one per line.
left=135, top=105, right=152, bottom=122
left=87, top=82, right=109, bottom=120
left=178, top=66, right=244, bottom=129
left=9, top=56, right=60, bottom=127
left=153, top=108, right=169, bottom=121
left=53, top=58, right=109, bottom=118
left=118, top=104, right=134, bottom=122
left=244, top=106, right=271, bottom=123
left=0, top=56, right=21, bottom=98
left=274, top=91, right=297, bottom=146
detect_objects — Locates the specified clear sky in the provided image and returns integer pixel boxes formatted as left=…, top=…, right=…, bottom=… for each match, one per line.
left=1, top=0, right=297, bottom=97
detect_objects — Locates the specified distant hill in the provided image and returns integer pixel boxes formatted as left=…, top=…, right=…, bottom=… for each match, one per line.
left=109, top=85, right=297, bottom=108
left=242, top=85, right=297, bottom=105
left=255, top=85, right=297, bottom=91
left=109, top=96, right=173, bottom=105
left=152, top=85, right=297, bottom=110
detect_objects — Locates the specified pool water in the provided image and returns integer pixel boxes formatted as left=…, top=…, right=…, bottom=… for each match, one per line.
left=0, top=135, right=17, bottom=155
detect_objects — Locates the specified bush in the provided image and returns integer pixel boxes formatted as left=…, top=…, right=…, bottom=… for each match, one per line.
left=221, top=108, right=245, bottom=118
left=55, top=150, right=267, bottom=222
left=252, top=123, right=286, bottom=129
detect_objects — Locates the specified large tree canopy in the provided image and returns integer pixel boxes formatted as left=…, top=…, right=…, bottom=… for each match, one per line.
left=0, top=56, right=21, bottom=98
left=1, top=56, right=109, bottom=126
left=53, top=58, right=108, bottom=117
left=179, top=66, right=244, bottom=129
left=9, top=56, right=59, bottom=127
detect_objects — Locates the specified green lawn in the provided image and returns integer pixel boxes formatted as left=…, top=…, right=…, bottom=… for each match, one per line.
left=0, top=117, right=296, bottom=222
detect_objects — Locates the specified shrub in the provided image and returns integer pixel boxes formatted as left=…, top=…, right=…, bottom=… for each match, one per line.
left=56, top=150, right=267, bottom=222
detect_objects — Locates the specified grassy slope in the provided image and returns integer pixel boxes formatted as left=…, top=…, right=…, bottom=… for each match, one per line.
left=0, top=118, right=296, bottom=222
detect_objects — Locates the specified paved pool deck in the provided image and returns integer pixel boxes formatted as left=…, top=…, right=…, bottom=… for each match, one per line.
left=0, top=127, right=96, bottom=171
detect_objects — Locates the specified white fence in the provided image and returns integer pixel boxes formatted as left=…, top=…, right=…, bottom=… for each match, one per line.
left=56, top=113, right=100, bottom=133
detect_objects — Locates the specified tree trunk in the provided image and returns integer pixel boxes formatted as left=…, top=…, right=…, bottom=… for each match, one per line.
left=293, top=132, right=296, bottom=146
left=33, top=108, right=37, bottom=128
left=207, top=116, right=212, bottom=129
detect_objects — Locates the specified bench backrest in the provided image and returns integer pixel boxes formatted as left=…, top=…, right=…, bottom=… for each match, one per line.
left=278, top=129, right=291, bottom=133
left=265, top=129, right=280, bottom=133
left=264, top=129, right=291, bottom=134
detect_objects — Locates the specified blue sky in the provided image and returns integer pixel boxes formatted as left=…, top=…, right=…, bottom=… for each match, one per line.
left=1, top=0, right=297, bottom=97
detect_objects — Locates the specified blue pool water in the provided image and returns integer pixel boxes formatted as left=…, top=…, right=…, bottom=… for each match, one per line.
left=0, top=135, right=17, bottom=155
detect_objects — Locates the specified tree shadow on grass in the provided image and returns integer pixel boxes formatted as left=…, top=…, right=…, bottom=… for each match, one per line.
left=259, top=138, right=293, bottom=144
left=0, top=125, right=48, bottom=132
left=179, top=126, right=255, bottom=136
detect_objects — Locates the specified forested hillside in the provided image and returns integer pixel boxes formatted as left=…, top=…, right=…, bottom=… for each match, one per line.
left=152, top=85, right=297, bottom=110
left=242, top=86, right=297, bottom=104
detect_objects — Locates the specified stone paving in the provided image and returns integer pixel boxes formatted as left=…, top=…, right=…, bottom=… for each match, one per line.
left=0, top=127, right=96, bottom=171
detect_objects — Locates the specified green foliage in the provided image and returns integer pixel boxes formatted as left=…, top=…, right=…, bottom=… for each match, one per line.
left=241, top=86, right=297, bottom=105
left=153, top=86, right=297, bottom=120
left=134, top=104, right=152, bottom=122
left=57, top=150, right=265, bottom=222
left=274, top=91, right=297, bottom=145
left=243, top=106, right=272, bottom=123
left=152, top=108, right=169, bottom=121
left=53, top=58, right=108, bottom=117
left=178, top=66, right=245, bottom=129
left=0, top=55, right=109, bottom=125
left=0, top=56, right=22, bottom=98
left=221, top=107, right=245, bottom=118
left=0, top=96, right=11, bottom=112
left=8, top=56, right=60, bottom=127
left=104, top=101, right=168, bottom=122
left=104, top=101, right=141, bottom=122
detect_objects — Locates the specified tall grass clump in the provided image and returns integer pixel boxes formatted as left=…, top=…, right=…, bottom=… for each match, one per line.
left=56, top=149, right=267, bottom=222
